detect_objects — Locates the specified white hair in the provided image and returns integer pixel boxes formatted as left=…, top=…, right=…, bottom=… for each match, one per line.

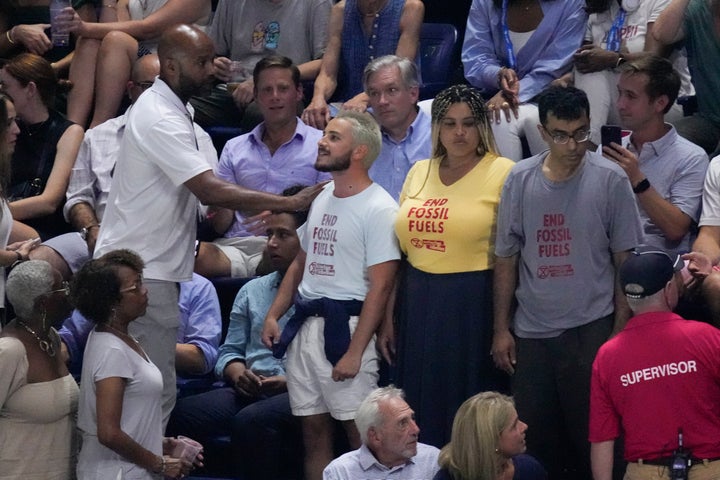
left=355, top=386, right=406, bottom=444
left=6, top=260, right=54, bottom=318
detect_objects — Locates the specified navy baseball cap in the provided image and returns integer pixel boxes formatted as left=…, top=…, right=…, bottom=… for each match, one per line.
left=620, top=246, right=683, bottom=298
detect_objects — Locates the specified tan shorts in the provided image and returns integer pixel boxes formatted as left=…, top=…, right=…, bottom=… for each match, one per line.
left=626, top=459, right=720, bottom=480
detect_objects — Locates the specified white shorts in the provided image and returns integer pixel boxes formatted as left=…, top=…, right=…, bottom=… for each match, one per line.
left=286, top=315, right=379, bottom=420
left=212, top=236, right=266, bottom=277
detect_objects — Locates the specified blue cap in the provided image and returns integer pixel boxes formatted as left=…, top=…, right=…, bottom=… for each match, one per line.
left=620, top=246, right=683, bottom=298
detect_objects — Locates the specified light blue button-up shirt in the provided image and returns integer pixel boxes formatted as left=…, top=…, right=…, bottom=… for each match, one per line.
left=214, top=271, right=294, bottom=378
left=323, top=443, right=440, bottom=479
left=369, top=109, right=432, bottom=201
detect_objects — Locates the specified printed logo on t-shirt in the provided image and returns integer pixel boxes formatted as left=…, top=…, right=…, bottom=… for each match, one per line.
left=600, top=24, right=639, bottom=46
left=536, top=264, right=574, bottom=279
left=251, top=21, right=281, bottom=52
left=308, top=262, right=335, bottom=277
left=410, top=238, right=446, bottom=252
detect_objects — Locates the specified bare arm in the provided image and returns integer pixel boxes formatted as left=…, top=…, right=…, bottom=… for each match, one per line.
left=340, top=0, right=424, bottom=112
left=95, top=377, right=188, bottom=478
left=603, top=144, right=692, bottom=242
left=73, top=0, right=211, bottom=41
left=612, top=251, right=631, bottom=334
left=0, top=8, right=51, bottom=57
left=492, top=254, right=518, bottom=374
left=68, top=202, right=101, bottom=251
left=332, top=260, right=399, bottom=381
left=591, top=441, right=615, bottom=480
left=207, top=207, right=234, bottom=235
left=652, top=0, right=690, bottom=45
left=175, top=344, right=207, bottom=376
left=303, top=1, right=344, bottom=129
left=377, top=268, right=400, bottom=365
left=262, top=249, right=307, bottom=348
left=692, top=226, right=720, bottom=266
left=9, top=124, right=84, bottom=221
left=634, top=190, right=692, bottom=242
left=184, top=171, right=325, bottom=214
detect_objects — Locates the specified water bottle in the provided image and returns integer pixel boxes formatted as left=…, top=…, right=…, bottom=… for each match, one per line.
left=50, top=0, right=71, bottom=47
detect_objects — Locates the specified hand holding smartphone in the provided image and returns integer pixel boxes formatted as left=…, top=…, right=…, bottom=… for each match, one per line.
left=601, top=125, right=622, bottom=148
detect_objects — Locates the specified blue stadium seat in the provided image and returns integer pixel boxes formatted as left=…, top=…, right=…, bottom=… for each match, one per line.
left=418, top=23, right=459, bottom=100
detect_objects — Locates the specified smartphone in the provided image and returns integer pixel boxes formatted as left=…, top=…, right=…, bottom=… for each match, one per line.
left=601, top=125, right=622, bottom=148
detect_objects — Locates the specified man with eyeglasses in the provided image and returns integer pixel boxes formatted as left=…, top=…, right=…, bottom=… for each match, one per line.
left=492, top=85, right=642, bottom=479
left=29, top=53, right=217, bottom=279
left=590, top=246, right=720, bottom=480
left=601, top=56, right=707, bottom=254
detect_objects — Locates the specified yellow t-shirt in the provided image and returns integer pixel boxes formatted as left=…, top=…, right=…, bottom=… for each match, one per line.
left=395, top=153, right=514, bottom=274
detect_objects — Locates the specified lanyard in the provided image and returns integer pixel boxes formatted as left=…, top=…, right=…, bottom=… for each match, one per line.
left=606, top=7, right=626, bottom=52
left=501, top=0, right=517, bottom=70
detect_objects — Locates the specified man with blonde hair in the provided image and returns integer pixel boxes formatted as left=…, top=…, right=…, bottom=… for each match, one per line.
left=263, top=111, right=401, bottom=480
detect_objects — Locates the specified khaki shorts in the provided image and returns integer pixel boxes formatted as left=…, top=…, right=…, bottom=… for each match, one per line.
left=626, top=459, right=720, bottom=480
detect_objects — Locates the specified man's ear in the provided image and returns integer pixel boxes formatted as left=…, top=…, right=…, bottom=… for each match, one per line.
left=162, top=57, right=178, bottom=76
left=351, top=143, right=369, bottom=163
left=409, top=85, right=419, bottom=104
left=654, top=94, right=670, bottom=115
left=367, top=425, right=381, bottom=446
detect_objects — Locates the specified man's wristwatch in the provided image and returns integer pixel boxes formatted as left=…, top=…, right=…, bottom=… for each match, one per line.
left=633, top=178, right=650, bottom=194
left=80, top=224, right=100, bottom=241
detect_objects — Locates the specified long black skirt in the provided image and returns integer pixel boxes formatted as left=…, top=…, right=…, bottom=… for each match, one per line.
left=396, top=263, right=508, bottom=448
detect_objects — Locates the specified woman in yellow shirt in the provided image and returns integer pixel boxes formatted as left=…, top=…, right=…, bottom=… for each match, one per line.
left=389, top=84, right=515, bottom=447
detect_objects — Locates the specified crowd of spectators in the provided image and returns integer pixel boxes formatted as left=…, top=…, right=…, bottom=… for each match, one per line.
left=3, top=0, right=720, bottom=479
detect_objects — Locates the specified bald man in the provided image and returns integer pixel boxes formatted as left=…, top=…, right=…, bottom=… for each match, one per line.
left=31, top=54, right=216, bottom=279
left=93, top=25, right=323, bottom=426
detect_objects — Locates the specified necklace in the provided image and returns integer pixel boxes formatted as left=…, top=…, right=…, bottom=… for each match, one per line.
left=22, top=117, right=49, bottom=137
left=103, top=323, right=139, bottom=344
left=18, top=321, right=55, bottom=357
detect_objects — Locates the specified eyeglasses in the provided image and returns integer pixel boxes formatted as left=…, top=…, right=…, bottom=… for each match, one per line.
left=120, top=275, right=144, bottom=294
left=542, top=127, right=591, bottom=145
left=136, top=81, right=154, bottom=91
left=48, top=281, right=70, bottom=297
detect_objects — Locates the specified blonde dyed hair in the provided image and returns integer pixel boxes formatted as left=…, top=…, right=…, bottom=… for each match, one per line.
left=334, top=110, right=382, bottom=168
left=438, top=391, right=516, bottom=480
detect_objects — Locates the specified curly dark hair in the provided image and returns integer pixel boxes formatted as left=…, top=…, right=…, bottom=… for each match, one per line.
left=70, top=249, right=144, bottom=324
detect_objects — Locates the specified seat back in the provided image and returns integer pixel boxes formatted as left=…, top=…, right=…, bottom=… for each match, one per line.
left=418, top=22, right=459, bottom=100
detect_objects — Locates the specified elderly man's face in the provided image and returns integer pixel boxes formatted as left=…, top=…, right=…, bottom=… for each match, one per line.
left=366, top=65, right=418, bottom=135
left=371, top=397, right=420, bottom=467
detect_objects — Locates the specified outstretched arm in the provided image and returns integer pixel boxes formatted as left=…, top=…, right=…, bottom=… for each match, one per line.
left=652, top=0, right=690, bottom=45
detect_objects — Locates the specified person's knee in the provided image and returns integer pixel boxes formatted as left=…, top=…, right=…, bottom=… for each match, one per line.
left=101, top=30, right=137, bottom=52
left=302, top=414, right=334, bottom=449
left=194, top=242, right=231, bottom=278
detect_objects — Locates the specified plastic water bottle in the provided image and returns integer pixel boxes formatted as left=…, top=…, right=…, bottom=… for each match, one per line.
left=50, top=0, right=71, bottom=47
